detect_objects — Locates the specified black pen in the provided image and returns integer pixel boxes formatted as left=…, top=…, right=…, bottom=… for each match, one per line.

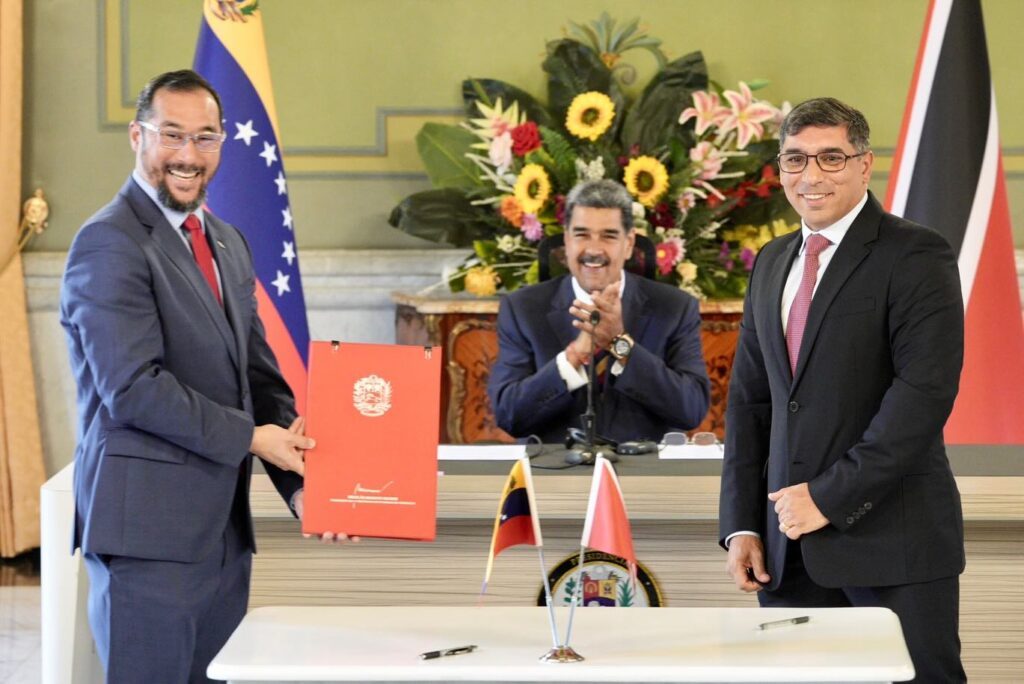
left=419, top=644, right=477, bottom=660
left=758, top=616, right=811, bottom=630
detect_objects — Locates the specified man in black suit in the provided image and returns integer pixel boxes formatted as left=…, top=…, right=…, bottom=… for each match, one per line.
left=488, top=179, right=710, bottom=444
left=719, top=98, right=965, bottom=682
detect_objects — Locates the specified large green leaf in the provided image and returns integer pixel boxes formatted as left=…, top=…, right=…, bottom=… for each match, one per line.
left=621, top=51, right=709, bottom=153
left=415, top=123, right=482, bottom=189
left=542, top=39, right=626, bottom=140
left=387, top=188, right=491, bottom=247
left=462, top=78, right=554, bottom=128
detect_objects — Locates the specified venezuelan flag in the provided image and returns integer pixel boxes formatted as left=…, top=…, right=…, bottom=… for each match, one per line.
left=483, top=458, right=543, bottom=586
left=193, top=1, right=310, bottom=413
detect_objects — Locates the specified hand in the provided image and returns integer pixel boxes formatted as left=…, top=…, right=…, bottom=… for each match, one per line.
left=565, top=330, right=593, bottom=369
left=769, top=483, right=829, bottom=540
left=725, top=535, right=770, bottom=592
left=292, top=490, right=360, bottom=544
left=250, top=417, right=313, bottom=476
left=569, top=282, right=624, bottom=350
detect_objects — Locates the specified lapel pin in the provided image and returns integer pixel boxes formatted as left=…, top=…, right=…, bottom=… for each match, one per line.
left=216, top=240, right=226, bottom=249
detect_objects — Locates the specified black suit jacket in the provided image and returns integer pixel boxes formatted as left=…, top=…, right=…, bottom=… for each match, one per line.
left=488, top=274, right=710, bottom=443
left=61, top=177, right=302, bottom=563
left=719, top=193, right=965, bottom=589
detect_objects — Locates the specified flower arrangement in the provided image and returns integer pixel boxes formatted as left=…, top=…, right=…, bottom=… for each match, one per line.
left=389, top=14, right=799, bottom=299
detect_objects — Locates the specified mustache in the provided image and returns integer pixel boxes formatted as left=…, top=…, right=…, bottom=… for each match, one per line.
left=579, top=254, right=610, bottom=267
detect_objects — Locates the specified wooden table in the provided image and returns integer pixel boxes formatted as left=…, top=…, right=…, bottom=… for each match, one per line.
left=393, top=292, right=743, bottom=444
left=208, top=605, right=914, bottom=682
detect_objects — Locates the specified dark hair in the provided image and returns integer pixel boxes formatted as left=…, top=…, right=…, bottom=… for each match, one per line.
left=779, top=97, right=870, bottom=153
left=134, top=69, right=223, bottom=127
left=563, top=179, right=633, bottom=232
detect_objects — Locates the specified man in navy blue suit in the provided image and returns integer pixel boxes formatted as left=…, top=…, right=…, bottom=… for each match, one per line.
left=61, top=70, right=331, bottom=683
left=488, top=179, right=710, bottom=444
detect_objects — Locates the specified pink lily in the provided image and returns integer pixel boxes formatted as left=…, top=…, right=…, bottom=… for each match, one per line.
left=689, top=141, right=726, bottom=180
left=678, top=91, right=730, bottom=136
left=719, top=82, right=778, bottom=149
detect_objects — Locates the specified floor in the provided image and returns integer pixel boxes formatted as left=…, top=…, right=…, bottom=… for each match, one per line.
left=0, top=551, right=41, bottom=683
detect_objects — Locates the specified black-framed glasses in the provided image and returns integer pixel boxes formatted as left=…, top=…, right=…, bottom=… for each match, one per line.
left=777, top=151, right=867, bottom=173
left=136, top=120, right=227, bottom=153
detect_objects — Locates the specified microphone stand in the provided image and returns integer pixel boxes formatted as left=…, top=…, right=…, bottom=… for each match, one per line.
left=566, top=310, right=615, bottom=465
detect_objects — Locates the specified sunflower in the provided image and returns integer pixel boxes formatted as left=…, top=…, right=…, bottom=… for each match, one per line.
left=513, top=164, right=552, bottom=214
left=565, top=91, right=616, bottom=142
left=464, top=266, right=500, bottom=296
left=623, top=156, right=669, bottom=207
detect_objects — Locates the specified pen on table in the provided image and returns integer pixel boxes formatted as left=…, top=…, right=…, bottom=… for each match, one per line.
left=419, top=644, right=477, bottom=660
left=758, top=616, right=811, bottom=631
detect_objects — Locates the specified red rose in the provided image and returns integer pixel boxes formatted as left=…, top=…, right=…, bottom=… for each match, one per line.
left=511, top=122, right=542, bottom=157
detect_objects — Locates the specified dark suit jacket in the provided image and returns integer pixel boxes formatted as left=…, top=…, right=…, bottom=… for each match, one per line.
left=60, top=177, right=302, bottom=563
left=488, top=274, right=710, bottom=444
left=719, top=193, right=965, bottom=590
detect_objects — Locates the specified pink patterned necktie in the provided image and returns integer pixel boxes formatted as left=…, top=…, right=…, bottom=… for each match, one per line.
left=786, top=233, right=831, bottom=375
left=182, top=214, right=222, bottom=306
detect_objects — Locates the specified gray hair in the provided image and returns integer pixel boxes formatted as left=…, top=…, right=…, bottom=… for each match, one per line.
left=563, top=179, right=633, bottom=232
left=780, top=97, right=871, bottom=153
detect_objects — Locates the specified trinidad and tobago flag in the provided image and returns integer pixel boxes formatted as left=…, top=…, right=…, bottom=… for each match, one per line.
left=193, top=1, right=310, bottom=414
left=886, top=0, right=1024, bottom=443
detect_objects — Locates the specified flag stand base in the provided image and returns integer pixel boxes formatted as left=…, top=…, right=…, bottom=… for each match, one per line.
left=539, top=645, right=585, bottom=663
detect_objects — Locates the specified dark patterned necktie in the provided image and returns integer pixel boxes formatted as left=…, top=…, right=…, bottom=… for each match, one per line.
left=786, top=233, right=831, bottom=375
left=182, top=214, right=222, bottom=306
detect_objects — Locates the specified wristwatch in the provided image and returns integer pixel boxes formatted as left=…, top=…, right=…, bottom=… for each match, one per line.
left=609, top=332, right=634, bottom=361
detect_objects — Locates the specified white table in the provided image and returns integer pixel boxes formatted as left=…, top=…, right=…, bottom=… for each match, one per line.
left=208, top=606, right=914, bottom=683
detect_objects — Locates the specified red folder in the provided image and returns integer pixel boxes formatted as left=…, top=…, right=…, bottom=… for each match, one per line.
left=302, top=341, right=441, bottom=540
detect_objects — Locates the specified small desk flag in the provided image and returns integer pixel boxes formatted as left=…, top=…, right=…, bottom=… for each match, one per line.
left=483, top=457, right=543, bottom=586
left=580, top=456, right=636, bottom=572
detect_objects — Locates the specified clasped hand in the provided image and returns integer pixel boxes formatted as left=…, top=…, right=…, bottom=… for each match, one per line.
left=567, top=282, right=623, bottom=357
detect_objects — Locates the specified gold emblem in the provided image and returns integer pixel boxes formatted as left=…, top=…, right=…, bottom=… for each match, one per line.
left=352, top=375, right=392, bottom=417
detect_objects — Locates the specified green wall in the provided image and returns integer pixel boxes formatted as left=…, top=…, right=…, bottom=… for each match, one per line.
left=23, top=0, right=1024, bottom=251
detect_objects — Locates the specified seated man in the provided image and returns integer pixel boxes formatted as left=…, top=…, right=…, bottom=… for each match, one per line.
left=488, top=179, right=710, bottom=444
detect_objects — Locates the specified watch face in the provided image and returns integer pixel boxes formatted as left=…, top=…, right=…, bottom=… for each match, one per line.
left=613, top=337, right=631, bottom=357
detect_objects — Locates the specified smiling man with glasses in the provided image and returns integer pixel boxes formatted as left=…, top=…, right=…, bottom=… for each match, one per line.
left=719, top=97, right=966, bottom=682
left=60, top=70, right=337, bottom=683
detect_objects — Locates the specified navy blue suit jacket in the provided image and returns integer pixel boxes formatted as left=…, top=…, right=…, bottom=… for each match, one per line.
left=61, top=178, right=302, bottom=563
left=488, top=274, right=710, bottom=444
left=719, top=193, right=965, bottom=589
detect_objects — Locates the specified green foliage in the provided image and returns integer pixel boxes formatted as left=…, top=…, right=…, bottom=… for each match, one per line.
left=621, top=51, right=708, bottom=153
left=415, top=124, right=483, bottom=190
left=536, top=127, right=578, bottom=189
left=387, top=189, right=490, bottom=247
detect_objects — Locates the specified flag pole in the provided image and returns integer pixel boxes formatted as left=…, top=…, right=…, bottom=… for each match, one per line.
left=539, top=543, right=586, bottom=663
left=535, top=547, right=560, bottom=648
left=563, top=542, right=588, bottom=647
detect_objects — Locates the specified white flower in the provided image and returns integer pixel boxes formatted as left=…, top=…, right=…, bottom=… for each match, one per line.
left=489, top=132, right=513, bottom=173
left=574, top=156, right=606, bottom=182
left=631, top=202, right=646, bottom=219
left=496, top=234, right=522, bottom=253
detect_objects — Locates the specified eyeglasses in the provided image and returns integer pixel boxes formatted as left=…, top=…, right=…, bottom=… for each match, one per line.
left=662, top=431, right=720, bottom=447
left=136, top=120, right=226, bottom=153
left=777, top=151, right=867, bottom=173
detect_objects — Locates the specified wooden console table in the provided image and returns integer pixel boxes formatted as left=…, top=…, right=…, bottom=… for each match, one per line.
left=393, top=291, right=743, bottom=443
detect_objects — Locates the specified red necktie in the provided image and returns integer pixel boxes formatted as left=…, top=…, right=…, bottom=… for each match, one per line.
left=785, top=233, right=831, bottom=375
left=182, top=214, right=222, bottom=306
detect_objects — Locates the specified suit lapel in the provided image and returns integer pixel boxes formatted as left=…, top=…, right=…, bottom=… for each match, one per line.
left=204, top=214, right=246, bottom=373
left=791, top=195, right=881, bottom=386
left=766, top=234, right=802, bottom=383
left=122, top=180, right=240, bottom=372
left=622, top=274, right=652, bottom=343
left=546, top=277, right=579, bottom=349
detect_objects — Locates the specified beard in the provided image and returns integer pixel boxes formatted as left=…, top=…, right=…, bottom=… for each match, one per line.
left=156, top=172, right=207, bottom=213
